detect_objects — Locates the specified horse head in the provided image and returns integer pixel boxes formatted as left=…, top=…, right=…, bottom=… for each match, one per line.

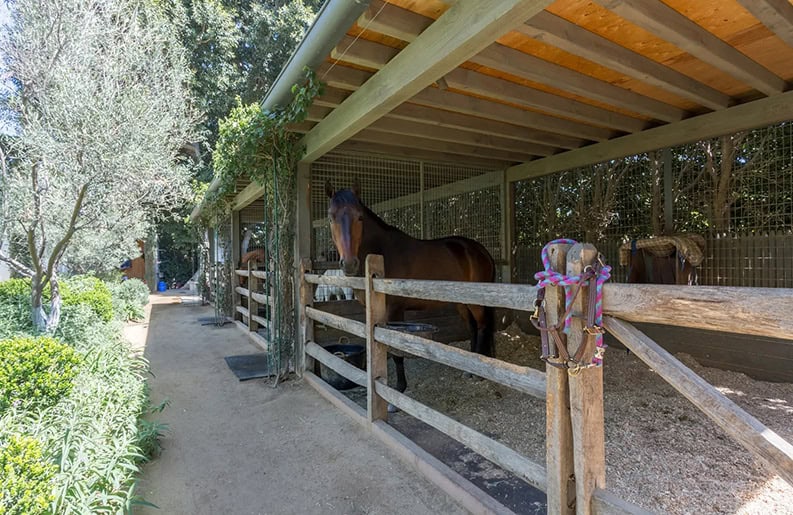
left=325, top=179, right=363, bottom=276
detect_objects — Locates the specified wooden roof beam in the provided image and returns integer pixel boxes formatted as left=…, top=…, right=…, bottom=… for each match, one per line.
left=350, top=129, right=538, bottom=163
left=517, top=12, right=731, bottom=111
left=360, top=0, right=686, bottom=123
left=443, top=68, right=648, bottom=133
left=506, top=89, right=793, bottom=182
left=336, top=141, right=511, bottom=170
left=411, top=87, right=618, bottom=142
left=366, top=117, right=560, bottom=156
left=300, top=0, right=558, bottom=163
left=735, top=0, right=793, bottom=48
left=598, top=0, right=786, bottom=96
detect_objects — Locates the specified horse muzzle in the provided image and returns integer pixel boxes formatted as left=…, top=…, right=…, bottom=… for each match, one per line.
left=340, top=257, right=360, bottom=276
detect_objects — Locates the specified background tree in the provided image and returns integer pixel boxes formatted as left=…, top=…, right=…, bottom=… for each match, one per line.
left=0, top=0, right=197, bottom=331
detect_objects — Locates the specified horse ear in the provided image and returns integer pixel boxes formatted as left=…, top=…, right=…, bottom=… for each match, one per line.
left=324, top=180, right=334, bottom=198
left=351, top=179, right=360, bottom=197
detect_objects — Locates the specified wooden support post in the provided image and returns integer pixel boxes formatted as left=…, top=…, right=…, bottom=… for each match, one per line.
left=365, top=254, right=388, bottom=422
left=544, top=242, right=575, bottom=515
left=232, top=210, right=241, bottom=321
left=566, top=243, right=605, bottom=515
left=248, top=260, right=259, bottom=333
left=298, top=258, right=314, bottom=377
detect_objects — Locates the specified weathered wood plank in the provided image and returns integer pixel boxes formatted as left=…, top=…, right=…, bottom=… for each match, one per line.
left=374, top=278, right=538, bottom=311
left=591, top=488, right=652, bottom=515
left=601, top=283, right=793, bottom=340
left=374, top=326, right=546, bottom=399
left=375, top=380, right=548, bottom=492
left=366, top=255, right=389, bottom=422
left=544, top=243, right=575, bottom=515
left=250, top=291, right=271, bottom=306
left=251, top=314, right=271, bottom=330
left=736, top=0, right=793, bottom=48
left=250, top=270, right=270, bottom=280
left=235, top=269, right=250, bottom=277
left=235, top=286, right=250, bottom=298
left=235, top=305, right=249, bottom=317
left=566, top=244, right=605, bottom=515
left=232, top=182, right=265, bottom=211
left=305, top=306, right=367, bottom=339
left=604, top=316, right=793, bottom=487
left=305, top=341, right=366, bottom=387
left=304, top=273, right=366, bottom=290
left=298, top=258, right=314, bottom=376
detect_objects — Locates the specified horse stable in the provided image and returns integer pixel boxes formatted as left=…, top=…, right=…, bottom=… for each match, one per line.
left=191, top=1, right=793, bottom=513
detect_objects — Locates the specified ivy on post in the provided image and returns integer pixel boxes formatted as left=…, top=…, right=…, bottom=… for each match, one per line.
left=365, top=254, right=388, bottom=422
left=566, top=243, right=606, bottom=515
left=544, top=242, right=576, bottom=515
left=298, top=258, right=314, bottom=378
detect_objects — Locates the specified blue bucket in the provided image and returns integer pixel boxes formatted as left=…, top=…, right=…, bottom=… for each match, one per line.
left=157, top=281, right=167, bottom=292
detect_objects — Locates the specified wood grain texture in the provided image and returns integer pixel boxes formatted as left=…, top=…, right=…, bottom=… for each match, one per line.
left=373, top=278, right=538, bottom=311
left=604, top=316, right=793, bottom=488
left=305, top=273, right=366, bottom=290
left=374, top=326, right=546, bottom=398
left=544, top=243, right=576, bottom=515
left=305, top=341, right=367, bottom=387
left=375, top=380, right=548, bottom=492
left=305, top=306, right=367, bottom=339
left=566, top=244, right=605, bottom=515
left=366, top=255, right=389, bottom=422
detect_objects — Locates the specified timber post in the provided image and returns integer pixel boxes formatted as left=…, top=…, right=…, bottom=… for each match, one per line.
left=298, top=258, right=313, bottom=378
left=365, top=254, right=388, bottom=422
left=544, top=242, right=576, bottom=515
left=566, top=243, right=606, bottom=515
left=248, top=259, right=259, bottom=333
left=232, top=211, right=241, bottom=321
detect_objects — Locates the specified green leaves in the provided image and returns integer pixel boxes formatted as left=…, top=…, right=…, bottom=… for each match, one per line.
left=0, top=435, right=57, bottom=515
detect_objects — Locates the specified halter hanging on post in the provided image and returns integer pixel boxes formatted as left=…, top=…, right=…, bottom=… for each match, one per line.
left=531, top=239, right=612, bottom=370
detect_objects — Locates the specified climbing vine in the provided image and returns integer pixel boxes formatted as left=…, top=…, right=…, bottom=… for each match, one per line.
left=202, top=67, right=323, bottom=220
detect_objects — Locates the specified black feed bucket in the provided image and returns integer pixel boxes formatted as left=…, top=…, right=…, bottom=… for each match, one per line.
left=382, top=322, right=438, bottom=358
left=319, top=344, right=365, bottom=390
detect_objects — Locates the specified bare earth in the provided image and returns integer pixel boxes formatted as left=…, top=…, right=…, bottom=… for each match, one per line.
left=401, top=323, right=793, bottom=515
left=130, top=295, right=465, bottom=515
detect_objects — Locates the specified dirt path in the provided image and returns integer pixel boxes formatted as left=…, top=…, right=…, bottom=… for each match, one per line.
left=131, top=295, right=465, bottom=515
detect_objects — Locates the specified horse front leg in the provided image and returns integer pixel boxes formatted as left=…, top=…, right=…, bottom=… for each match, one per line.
left=393, top=356, right=407, bottom=393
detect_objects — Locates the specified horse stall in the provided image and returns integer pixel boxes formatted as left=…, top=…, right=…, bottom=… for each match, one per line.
left=189, top=1, right=793, bottom=513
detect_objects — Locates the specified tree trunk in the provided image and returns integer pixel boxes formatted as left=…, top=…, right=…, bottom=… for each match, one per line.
left=46, top=273, right=62, bottom=332
left=31, top=273, right=48, bottom=332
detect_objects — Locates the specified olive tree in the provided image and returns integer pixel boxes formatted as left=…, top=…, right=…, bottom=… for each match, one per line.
left=0, top=0, right=197, bottom=331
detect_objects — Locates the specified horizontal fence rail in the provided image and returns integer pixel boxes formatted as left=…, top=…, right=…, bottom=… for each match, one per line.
left=305, top=306, right=366, bottom=338
left=235, top=286, right=249, bottom=297
left=234, top=269, right=249, bottom=277
left=251, top=270, right=270, bottom=279
left=305, top=273, right=366, bottom=290
left=372, top=278, right=793, bottom=341
left=375, top=380, right=548, bottom=492
left=251, top=292, right=271, bottom=306
left=251, top=314, right=271, bottom=329
left=374, top=326, right=546, bottom=399
left=306, top=341, right=367, bottom=387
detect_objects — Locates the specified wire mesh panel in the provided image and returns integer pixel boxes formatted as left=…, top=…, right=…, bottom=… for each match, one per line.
left=310, top=152, right=498, bottom=269
left=513, top=122, right=793, bottom=287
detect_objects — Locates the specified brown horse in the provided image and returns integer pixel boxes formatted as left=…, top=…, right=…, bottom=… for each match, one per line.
left=625, top=239, right=700, bottom=285
left=325, top=181, right=496, bottom=394
left=239, top=248, right=265, bottom=286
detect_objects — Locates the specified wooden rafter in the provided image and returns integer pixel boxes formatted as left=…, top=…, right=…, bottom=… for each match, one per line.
left=735, top=0, right=793, bottom=48
left=597, top=0, right=785, bottom=96
left=336, top=140, right=512, bottom=169
left=516, top=11, right=731, bottom=110
left=300, top=0, right=558, bottom=163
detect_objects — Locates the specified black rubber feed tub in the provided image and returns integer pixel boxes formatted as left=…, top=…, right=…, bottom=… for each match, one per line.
left=319, top=344, right=365, bottom=390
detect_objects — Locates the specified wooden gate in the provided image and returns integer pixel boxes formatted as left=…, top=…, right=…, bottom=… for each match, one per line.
left=297, top=243, right=793, bottom=515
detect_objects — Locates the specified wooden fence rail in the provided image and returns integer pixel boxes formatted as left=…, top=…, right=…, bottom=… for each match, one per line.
left=298, top=251, right=791, bottom=515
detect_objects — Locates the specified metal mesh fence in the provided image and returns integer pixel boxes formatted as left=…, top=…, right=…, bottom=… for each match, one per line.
left=310, top=152, right=500, bottom=267
left=513, top=122, right=793, bottom=287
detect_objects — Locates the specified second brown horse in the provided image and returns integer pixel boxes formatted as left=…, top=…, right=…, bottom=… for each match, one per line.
left=325, top=181, right=496, bottom=394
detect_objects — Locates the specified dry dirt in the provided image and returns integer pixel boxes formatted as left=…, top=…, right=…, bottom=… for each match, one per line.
left=398, top=323, right=793, bottom=514
left=130, top=294, right=467, bottom=515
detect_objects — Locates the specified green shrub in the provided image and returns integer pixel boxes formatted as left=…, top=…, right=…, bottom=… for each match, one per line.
left=0, top=434, right=56, bottom=515
left=61, top=276, right=114, bottom=322
left=0, top=336, right=81, bottom=413
left=0, top=280, right=33, bottom=339
left=109, top=279, right=150, bottom=321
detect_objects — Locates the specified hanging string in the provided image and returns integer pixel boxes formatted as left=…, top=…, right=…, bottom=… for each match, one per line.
left=321, top=0, right=390, bottom=81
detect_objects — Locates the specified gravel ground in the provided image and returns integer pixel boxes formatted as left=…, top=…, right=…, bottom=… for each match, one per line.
left=398, top=323, right=793, bottom=514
